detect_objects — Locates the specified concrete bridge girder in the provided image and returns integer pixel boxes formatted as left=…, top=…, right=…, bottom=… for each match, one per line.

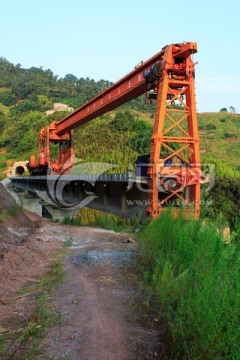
left=9, top=174, right=150, bottom=220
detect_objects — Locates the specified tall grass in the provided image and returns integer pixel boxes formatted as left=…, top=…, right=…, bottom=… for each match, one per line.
left=59, top=207, right=143, bottom=233
left=139, top=211, right=240, bottom=359
left=93, top=211, right=143, bottom=232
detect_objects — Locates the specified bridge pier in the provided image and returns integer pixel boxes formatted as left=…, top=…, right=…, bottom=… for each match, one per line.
left=18, top=192, right=78, bottom=221
left=41, top=203, right=77, bottom=221
left=3, top=184, right=78, bottom=221
left=18, top=192, right=43, bottom=217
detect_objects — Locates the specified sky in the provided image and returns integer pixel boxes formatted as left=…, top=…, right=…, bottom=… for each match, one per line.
left=0, top=0, right=240, bottom=113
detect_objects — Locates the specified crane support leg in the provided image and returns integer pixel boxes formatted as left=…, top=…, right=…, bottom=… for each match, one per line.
left=147, top=72, right=201, bottom=218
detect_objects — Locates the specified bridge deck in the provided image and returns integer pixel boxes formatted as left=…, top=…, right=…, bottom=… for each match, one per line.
left=10, top=174, right=150, bottom=218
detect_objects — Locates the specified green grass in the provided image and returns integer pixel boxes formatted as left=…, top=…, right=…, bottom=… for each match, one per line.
left=0, top=152, right=17, bottom=177
left=0, top=154, right=8, bottom=173
left=198, top=113, right=240, bottom=168
left=6, top=203, right=22, bottom=216
left=139, top=211, right=240, bottom=359
left=0, top=102, right=9, bottom=114
left=4, top=294, right=62, bottom=359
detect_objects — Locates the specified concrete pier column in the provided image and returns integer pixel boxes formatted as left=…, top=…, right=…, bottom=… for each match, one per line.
left=42, top=204, right=77, bottom=221
left=18, top=192, right=43, bottom=217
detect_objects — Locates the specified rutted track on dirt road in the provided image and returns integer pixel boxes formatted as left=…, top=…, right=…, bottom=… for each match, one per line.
left=38, top=226, right=162, bottom=359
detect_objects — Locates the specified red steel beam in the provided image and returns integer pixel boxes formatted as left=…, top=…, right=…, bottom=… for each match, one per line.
left=56, top=42, right=197, bottom=135
left=55, top=59, right=156, bottom=134
left=56, top=45, right=171, bottom=135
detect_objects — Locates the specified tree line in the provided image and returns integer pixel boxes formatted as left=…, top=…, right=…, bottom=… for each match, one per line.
left=0, top=57, right=153, bottom=115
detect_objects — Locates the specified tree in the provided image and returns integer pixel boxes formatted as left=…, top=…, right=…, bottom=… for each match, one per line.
left=220, top=107, right=228, bottom=112
left=229, top=106, right=236, bottom=113
left=110, top=110, right=136, bottom=132
left=9, top=100, right=41, bottom=116
left=0, top=111, right=6, bottom=136
left=0, top=92, right=16, bottom=106
left=64, top=74, right=78, bottom=84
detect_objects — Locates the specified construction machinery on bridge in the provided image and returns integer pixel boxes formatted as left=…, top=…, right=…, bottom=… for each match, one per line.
left=12, top=42, right=202, bottom=219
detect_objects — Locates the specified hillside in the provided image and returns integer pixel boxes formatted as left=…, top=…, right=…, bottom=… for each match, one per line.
left=198, top=112, right=240, bottom=167
left=0, top=57, right=239, bottom=178
left=2, top=108, right=239, bottom=176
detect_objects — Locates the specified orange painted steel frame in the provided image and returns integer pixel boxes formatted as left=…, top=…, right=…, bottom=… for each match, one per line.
left=29, top=122, right=74, bottom=175
left=147, top=43, right=201, bottom=218
left=29, top=42, right=201, bottom=218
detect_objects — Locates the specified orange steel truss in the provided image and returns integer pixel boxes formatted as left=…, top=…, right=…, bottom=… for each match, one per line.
left=29, top=42, right=201, bottom=218
left=28, top=122, right=74, bottom=175
left=147, top=44, right=201, bottom=218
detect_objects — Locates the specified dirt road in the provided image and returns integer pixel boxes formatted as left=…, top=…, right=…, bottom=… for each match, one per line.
left=36, top=225, right=162, bottom=359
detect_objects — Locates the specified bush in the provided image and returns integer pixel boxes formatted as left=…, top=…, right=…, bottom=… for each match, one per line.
left=224, top=132, right=237, bottom=139
left=0, top=92, right=17, bottom=106
left=204, top=176, right=240, bottom=227
left=139, top=211, right=240, bottom=359
left=205, top=123, right=217, bottom=130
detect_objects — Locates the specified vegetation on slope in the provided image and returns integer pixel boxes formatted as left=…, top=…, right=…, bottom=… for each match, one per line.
left=0, top=57, right=155, bottom=175
left=139, top=211, right=240, bottom=359
left=73, top=110, right=152, bottom=172
left=198, top=112, right=240, bottom=168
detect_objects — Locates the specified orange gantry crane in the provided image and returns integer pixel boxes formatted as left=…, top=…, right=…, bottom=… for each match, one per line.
left=28, top=41, right=201, bottom=218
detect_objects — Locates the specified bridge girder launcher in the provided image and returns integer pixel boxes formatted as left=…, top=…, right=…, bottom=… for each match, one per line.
left=27, top=42, right=201, bottom=218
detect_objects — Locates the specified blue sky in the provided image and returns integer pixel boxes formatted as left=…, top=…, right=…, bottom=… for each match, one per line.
left=0, top=0, right=239, bottom=112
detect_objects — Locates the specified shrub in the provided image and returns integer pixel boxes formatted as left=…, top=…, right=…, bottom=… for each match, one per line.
left=205, top=123, right=216, bottom=130
left=224, top=132, right=237, bottom=139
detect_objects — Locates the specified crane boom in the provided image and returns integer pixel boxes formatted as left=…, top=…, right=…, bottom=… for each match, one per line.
left=28, top=41, right=201, bottom=218
left=56, top=42, right=197, bottom=135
